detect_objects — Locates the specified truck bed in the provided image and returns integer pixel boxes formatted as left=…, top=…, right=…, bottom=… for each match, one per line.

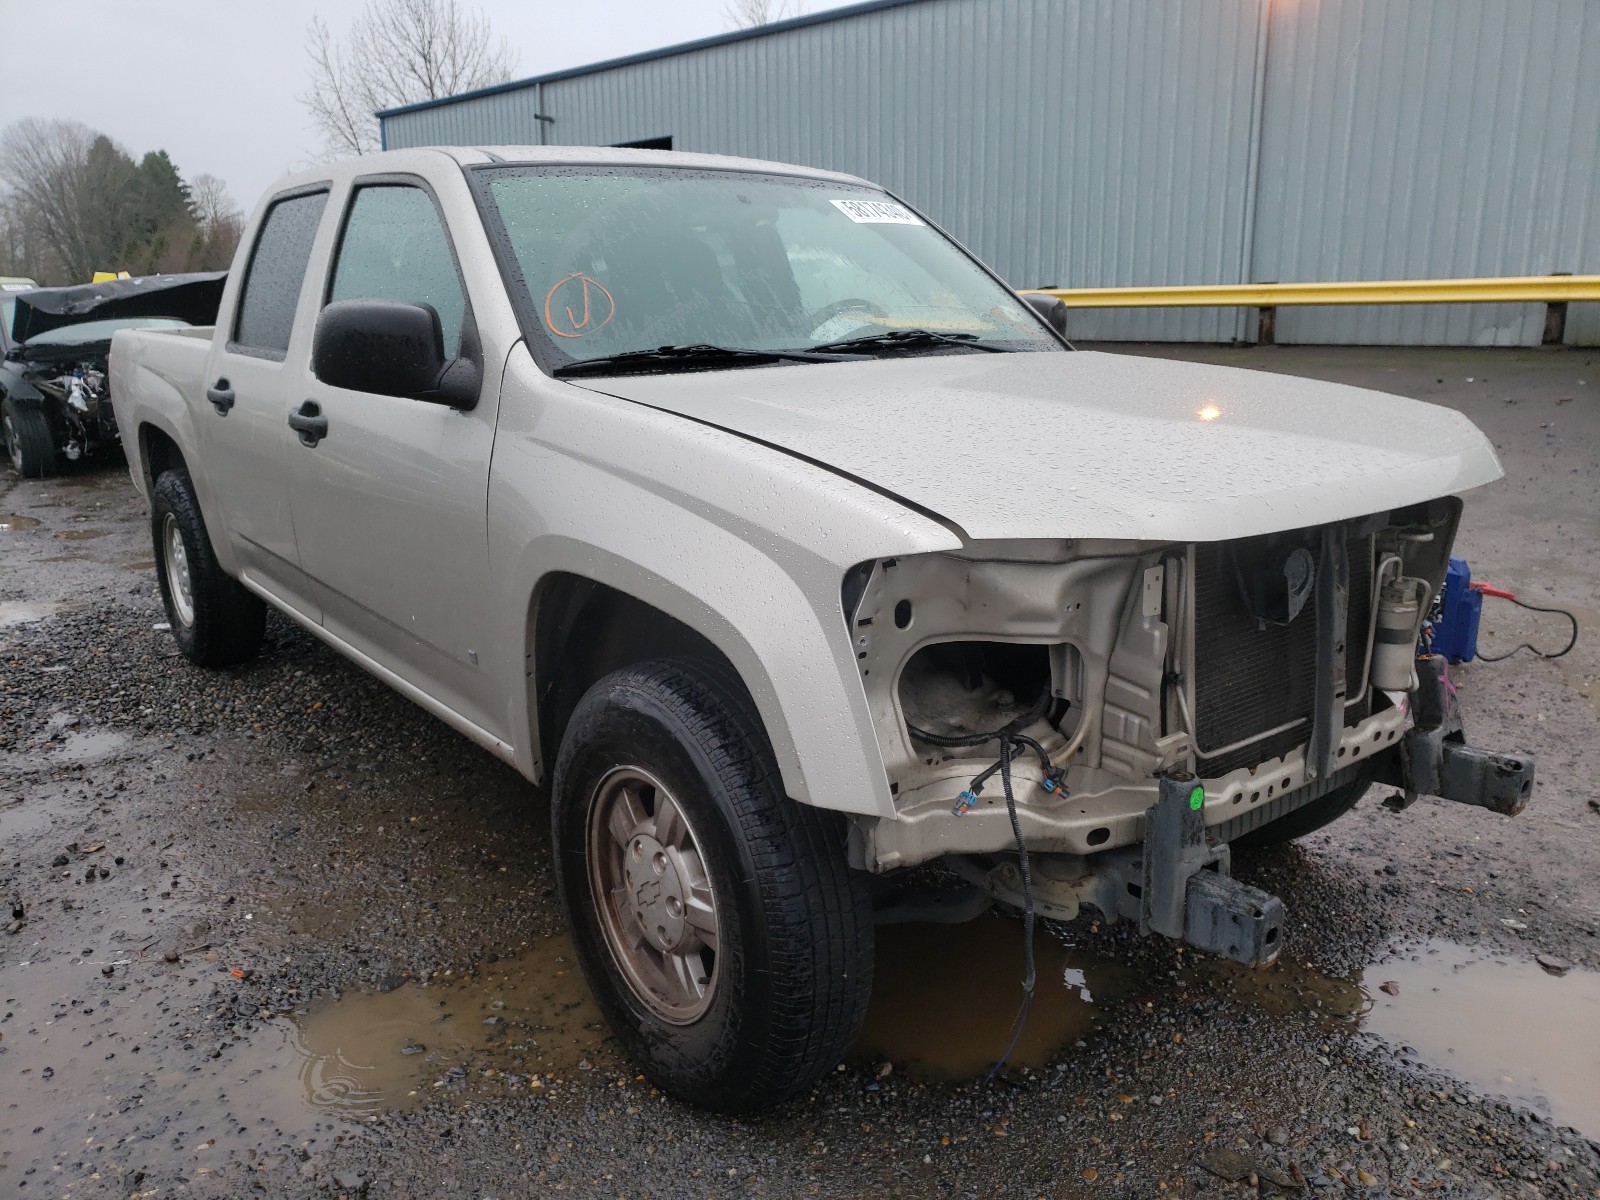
left=109, top=324, right=217, bottom=505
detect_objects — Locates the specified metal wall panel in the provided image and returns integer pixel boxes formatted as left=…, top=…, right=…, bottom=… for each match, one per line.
left=1253, top=0, right=1600, bottom=346
left=385, top=0, right=1266, bottom=342
left=1566, top=304, right=1600, bottom=347
left=382, top=0, right=1600, bottom=346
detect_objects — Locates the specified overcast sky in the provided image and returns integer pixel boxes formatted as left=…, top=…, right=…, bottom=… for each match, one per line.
left=0, top=0, right=851, bottom=211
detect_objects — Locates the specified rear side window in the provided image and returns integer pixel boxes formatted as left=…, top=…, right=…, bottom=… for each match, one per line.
left=328, top=185, right=466, bottom=358
left=232, top=190, right=328, bottom=358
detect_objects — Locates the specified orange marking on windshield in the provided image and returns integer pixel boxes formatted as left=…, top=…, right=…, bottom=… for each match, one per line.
left=544, top=273, right=616, bottom=338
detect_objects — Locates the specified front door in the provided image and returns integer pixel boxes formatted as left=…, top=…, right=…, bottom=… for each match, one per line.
left=285, top=179, right=504, bottom=741
left=201, top=186, right=330, bottom=620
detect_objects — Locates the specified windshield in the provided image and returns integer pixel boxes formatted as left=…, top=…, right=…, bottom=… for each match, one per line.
left=474, top=165, right=1061, bottom=372
left=19, top=315, right=189, bottom=350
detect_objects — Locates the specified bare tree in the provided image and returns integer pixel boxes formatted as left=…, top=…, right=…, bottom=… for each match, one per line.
left=303, top=0, right=518, bottom=157
left=0, top=118, right=241, bottom=282
left=186, top=173, right=246, bottom=271
left=188, top=173, right=238, bottom=229
left=0, top=117, right=101, bottom=282
left=723, top=0, right=807, bottom=29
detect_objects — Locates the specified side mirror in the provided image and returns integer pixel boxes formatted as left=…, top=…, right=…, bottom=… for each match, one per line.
left=311, top=298, right=478, bottom=408
left=1022, top=292, right=1069, bottom=338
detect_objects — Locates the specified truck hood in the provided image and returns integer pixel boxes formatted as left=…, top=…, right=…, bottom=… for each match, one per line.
left=9, top=272, right=226, bottom=345
left=574, top=350, right=1502, bottom=542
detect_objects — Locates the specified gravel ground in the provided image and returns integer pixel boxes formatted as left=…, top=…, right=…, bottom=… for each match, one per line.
left=2, top=345, right=1598, bottom=1199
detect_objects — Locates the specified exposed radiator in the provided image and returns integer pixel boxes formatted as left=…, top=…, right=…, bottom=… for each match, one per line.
left=1192, top=532, right=1372, bottom=777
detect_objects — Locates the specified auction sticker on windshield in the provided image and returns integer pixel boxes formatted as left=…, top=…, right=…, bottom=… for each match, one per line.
left=830, top=198, right=924, bottom=225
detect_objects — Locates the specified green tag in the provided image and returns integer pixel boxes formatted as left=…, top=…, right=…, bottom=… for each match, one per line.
left=1188, top=786, right=1205, bottom=811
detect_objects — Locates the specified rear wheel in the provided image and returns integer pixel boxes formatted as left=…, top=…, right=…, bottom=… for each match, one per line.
left=552, top=659, right=874, bottom=1112
left=2, top=400, right=54, bottom=478
left=151, top=467, right=266, bottom=667
left=1231, top=780, right=1369, bottom=849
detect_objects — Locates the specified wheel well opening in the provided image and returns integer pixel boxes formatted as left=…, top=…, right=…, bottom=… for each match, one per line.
left=139, top=424, right=186, bottom=491
left=529, top=574, right=753, bottom=779
left=898, top=640, right=1053, bottom=744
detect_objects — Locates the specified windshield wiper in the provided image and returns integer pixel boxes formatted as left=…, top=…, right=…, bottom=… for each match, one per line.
left=806, top=329, right=1008, bottom=356
left=552, top=343, right=841, bottom=378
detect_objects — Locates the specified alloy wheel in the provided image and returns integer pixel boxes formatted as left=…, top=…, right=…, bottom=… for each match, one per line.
left=586, top=765, right=721, bottom=1024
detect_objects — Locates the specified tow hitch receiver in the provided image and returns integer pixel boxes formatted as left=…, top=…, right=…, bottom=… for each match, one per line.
left=1140, top=774, right=1284, bottom=967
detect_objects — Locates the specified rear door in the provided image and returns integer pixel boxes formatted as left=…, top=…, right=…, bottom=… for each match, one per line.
left=201, top=186, right=330, bottom=619
left=285, top=176, right=505, bottom=740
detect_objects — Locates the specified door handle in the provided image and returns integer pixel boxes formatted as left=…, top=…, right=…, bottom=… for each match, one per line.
left=288, top=400, right=329, bottom=447
left=205, top=379, right=235, bottom=415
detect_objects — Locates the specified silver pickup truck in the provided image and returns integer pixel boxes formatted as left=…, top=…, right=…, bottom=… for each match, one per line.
left=109, top=146, right=1533, bottom=1112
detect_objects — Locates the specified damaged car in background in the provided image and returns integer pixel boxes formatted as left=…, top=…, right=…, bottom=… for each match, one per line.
left=1, top=272, right=225, bottom=477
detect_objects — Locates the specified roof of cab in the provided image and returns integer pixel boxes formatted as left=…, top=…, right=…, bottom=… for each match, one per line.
left=260, top=145, right=874, bottom=201
left=448, top=145, right=871, bottom=186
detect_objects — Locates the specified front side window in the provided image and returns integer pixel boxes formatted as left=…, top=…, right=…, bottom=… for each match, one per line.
left=233, top=190, right=328, bottom=357
left=328, top=184, right=467, bottom=359
left=474, top=165, right=1059, bottom=373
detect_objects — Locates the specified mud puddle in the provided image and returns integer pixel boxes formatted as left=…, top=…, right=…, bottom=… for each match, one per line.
left=0, top=513, right=42, bottom=530
left=50, top=728, right=131, bottom=763
left=30, top=713, right=132, bottom=764
left=1, top=935, right=611, bottom=1180
left=852, top=912, right=1136, bottom=1077
left=0, top=786, right=81, bottom=842
left=1199, top=956, right=1368, bottom=1021
left=1362, top=941, right=1600, bottom=1137
left=270, top=936, right=610, bottom=1114
left=1198, top=940, right=1600, bottom=1136
left=53, top=528, right=109, bottom=541
left=0, top=598, right=90, bottom=629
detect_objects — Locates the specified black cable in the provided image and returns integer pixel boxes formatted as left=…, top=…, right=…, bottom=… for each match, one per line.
left=985, top=735, right=1037, bottom=1084
left=905, top=686, right=1052, bottom=748
left=905, top=686, right=1052, bottom=1081
left=1475, top=594, right=1580, bottom=662
left=1008, top=732, right=1056, bottom=775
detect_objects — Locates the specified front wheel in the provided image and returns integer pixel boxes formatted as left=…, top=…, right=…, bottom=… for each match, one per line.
left=151, top=467, right=266, bottom=667
left=552, top=659, right=874, bottom=1112
left=2, top=399, right=55, bottom=478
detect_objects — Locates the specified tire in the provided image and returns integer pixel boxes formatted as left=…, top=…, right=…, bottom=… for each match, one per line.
left=2, top=399, right=55, bottom=478
left=552, top=659, right=874, bottom=1113
left=151, top=467, right=266, bottom=667
left=1231, top=780, right=1369, bottom=849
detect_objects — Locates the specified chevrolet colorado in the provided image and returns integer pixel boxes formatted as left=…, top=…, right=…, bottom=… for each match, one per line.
left=109, top=146, right=1534, bottom=1111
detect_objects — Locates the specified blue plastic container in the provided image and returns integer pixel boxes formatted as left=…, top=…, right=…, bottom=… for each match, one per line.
left=1431, top=556, right=1482, bottom=663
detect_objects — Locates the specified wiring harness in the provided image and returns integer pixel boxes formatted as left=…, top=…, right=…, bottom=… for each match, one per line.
left=906, top=687, right=1065, bottom=1081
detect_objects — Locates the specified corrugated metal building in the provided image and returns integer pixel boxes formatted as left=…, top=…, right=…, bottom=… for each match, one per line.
left=380, top=0, right=1600, bottom=345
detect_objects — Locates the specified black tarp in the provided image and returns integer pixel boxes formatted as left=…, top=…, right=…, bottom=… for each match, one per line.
left=10, top=272, right=227, bottom=344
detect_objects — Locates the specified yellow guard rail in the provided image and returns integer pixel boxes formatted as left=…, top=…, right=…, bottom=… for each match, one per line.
left=1020, top=275, right=1600, bottom=343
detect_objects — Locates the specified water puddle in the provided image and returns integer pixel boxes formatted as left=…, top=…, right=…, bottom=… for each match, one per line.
left=1199, top=956, right=1368, bottom=1021
left=0, top=512, right=42, bottom=530
left=0, top=928, right=610, bottom=1183
left=54, top=528, right=109, bottom=541
left=51, top=728, right=131, bottom=763
left=0, top=788, right=81, bottom=843
left=852, top=912, right=1136, bottom=1078
left=274, top=936, right=609, bottom=1115
left=0, top=599, right=89, bottom=628
left=1196, top=940, right=1600, bottom=1136
left=1362, top=941, right=1600, bottom=1137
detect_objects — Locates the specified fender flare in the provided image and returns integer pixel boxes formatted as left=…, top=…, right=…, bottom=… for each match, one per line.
left=509, top=535, right=898, bottom=819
